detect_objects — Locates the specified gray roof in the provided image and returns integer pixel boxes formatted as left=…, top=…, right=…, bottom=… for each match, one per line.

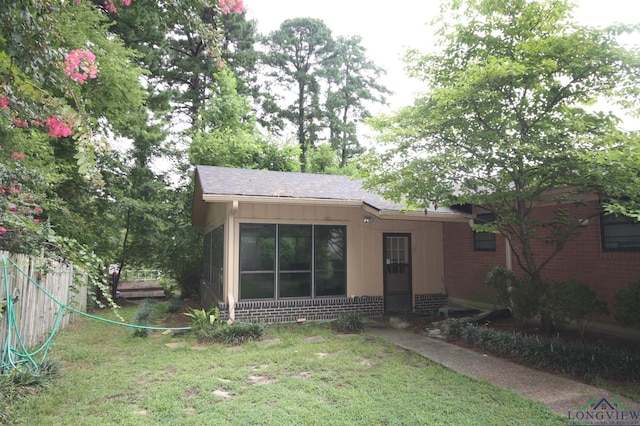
left=196, top=166, right=404, bottom=211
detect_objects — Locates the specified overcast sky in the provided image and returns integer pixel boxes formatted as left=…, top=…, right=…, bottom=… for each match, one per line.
left=245, top=0, right=640, bottom=115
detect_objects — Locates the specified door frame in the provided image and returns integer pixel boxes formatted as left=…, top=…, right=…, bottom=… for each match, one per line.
left=382, top=233, right=413, bottom=314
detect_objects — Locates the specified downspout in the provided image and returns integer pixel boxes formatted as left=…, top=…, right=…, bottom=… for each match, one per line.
left=227, top=200, right=238, bottom=323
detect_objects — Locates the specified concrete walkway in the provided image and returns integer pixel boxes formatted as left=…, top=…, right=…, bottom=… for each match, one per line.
left=368, top=326, right=639, bottom=416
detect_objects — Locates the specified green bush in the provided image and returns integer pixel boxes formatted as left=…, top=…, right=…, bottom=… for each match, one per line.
left=164, top=297, right=182, bottom=314
left=445, top=322, right=640, bottom=382
left=183, top=306, right=220, bottom=331
left=195, top=322, right=264, bottom=345
left=545, top=279, right=608, bottom=338
left=130, top=299, right=158, bottom=338
left=615, top=280, right=640, bottom=327
left=332, top=313, right=365, bottom=333
left=485, top=266, right=540, bottom=322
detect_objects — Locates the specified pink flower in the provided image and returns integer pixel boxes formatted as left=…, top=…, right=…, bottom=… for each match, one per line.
left=219, top=0, right=244, bottom=14
left=103, top=0, right=130, bottom=13
left=65, top=49, right=99, bottom=83
left=34, top=206, right=43, bottom=214
left=33, top=219, right=40, bottom=224
left=0, top=95, right=9, bottom=109
left=10, top=152, right=25, bottom=160
left=0, top=226, right=6, bottom=235
left=13, top=117, right=28, bottom=128
left=9, top=205, right=17, bottom=212
left=46, top=116, right=73, bottom=138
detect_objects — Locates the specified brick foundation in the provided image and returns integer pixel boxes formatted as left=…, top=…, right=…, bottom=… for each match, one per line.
left=219, top=296, right=384, bottom=323
left=414, top=293, right=448, bottom=313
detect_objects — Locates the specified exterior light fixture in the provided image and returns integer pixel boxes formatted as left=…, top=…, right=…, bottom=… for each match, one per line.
left=363, top=217, right=375, bottom=224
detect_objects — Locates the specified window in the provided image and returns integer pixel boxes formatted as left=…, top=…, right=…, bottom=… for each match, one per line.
left=239, top=224, right=347, bottom=300
left=203, top=225, right=224, bottom=299
left=601, top=214, right=640, bottom=251
left=473, top=213, right=496, bottom=251
left=239, top=224, right=276, bottom=299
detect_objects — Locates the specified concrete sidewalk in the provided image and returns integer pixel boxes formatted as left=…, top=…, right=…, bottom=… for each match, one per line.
left=368, top=326, right=639, bottom=416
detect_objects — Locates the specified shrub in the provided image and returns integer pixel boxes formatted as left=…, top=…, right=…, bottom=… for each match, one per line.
left=332, top=313, right=365, bottom=334
left=615, top=280, right=640, bottom=327
left=164, top=297, right=182, bottom=314
left=445, top=322, right=640, bottom=382
left=183, top=306, right=220, bottom=331
left=130, top=299, right=158, bottom=338
left=194, top=322, right=264, bottom=344
left=485, top=266, right=540, bottom=322
left=545, top=279, right=608, bottom=339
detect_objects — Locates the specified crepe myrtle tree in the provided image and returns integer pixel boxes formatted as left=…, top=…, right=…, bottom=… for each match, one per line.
left=362, top=0, right=640, bottom=329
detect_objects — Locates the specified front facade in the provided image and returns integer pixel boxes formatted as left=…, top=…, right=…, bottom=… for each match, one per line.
left=192, top=166, right=469, bottom=322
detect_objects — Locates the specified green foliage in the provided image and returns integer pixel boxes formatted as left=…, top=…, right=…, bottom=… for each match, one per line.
left=332, top=313, right=365, bottom=334
left=164, top=297, right=182, bottom=314
left=545, top=279, right=608, bottom=338
left=130, top=299, right=159, bottom=338
left=446, top=323, right=640, bottom=382
left=195, top=322, right=264, bottom=345
left=183, top=306, right=220, bottom=331
left=615, top=280, right=640, bottom=327
left=485, top=266, right=540, bottom=322
left=0, top=360, right=58, bottom=422
left=363, top=0, right=640, bottom=319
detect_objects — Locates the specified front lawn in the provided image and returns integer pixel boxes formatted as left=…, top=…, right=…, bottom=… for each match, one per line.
left=3, top=305, right=565, bottom=425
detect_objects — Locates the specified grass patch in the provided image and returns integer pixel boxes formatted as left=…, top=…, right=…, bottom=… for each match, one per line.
left=1, top=305, right=566, bottom=425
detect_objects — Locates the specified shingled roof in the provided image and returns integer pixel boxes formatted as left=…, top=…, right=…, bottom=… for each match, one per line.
left=196, top=165, right=404, bottom=211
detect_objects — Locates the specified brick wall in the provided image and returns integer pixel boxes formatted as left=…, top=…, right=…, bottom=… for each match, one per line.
left=414, top=293, right=448, bottom=313
left=218, top=296, right=384, bottom=323
left=443, top=221, right=504, bottom=304
left=443, top=201, right=640, bottom=320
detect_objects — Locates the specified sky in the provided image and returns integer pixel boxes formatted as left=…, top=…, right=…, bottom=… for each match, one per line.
left=244, top=0, right=640, bottom=115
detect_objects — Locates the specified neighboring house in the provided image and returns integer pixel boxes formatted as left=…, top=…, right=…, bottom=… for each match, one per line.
left=192, top=166, right=469, bottom=322
left=443, top=199, right=640, bottom=322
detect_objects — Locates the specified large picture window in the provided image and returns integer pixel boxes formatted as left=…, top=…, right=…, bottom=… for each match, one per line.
left=601, top=214, right=640, bottom=251
left=239, top=224, right=346, bottom=300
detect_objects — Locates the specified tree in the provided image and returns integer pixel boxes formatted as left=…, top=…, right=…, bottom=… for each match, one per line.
left=363, top=0, right=640, bottom=329
left=261, top=18, right=335, bottom=171
left=189, top=67, right=300, bottom=171
left=325, top=35, right=389, bottom=167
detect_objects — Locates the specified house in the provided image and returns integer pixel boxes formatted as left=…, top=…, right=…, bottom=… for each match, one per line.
left=191, top=166, right=470, bottom=322
left=443, top=199, right=640, bottom=324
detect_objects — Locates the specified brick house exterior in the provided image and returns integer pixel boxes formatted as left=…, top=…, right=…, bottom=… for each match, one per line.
left=443, top=200, right=640, bottom=322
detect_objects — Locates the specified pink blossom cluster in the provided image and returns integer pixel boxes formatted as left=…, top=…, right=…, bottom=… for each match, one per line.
left=103, top=0, right=132, bottom=13
left=0, top=95, right=9, bottom=109
left=45, top=116, right=73, bottom=138
left=64, top=49, right=99, bottom=83
left=13, top=117, right=28, bottom=128
left=219, top=0, right=244, bottom=14
left=10, top=152, right=25, bottom=160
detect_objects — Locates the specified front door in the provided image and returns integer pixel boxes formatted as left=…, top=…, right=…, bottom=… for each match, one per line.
left=383, top=233, right=412, bottom=314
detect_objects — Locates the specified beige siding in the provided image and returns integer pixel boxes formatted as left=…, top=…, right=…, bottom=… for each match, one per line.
left=206, top=201, right=446, bottom=309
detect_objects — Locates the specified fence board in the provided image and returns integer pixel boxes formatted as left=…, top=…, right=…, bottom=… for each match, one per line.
left=0, top=251, right=87, bottom=352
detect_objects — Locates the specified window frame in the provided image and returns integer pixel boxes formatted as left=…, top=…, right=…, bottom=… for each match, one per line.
left=601, top=213, right=640, bottom=252
left=473, top=213, right=496, bottom=252
left=238, top=223, right=347, bottom=300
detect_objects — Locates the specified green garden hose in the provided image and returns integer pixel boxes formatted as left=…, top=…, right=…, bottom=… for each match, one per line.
left=1, top=255, right=191, bottom=373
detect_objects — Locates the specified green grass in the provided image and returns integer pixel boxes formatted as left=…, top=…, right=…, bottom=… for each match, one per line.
left=2, top=305, right=566, bottom=425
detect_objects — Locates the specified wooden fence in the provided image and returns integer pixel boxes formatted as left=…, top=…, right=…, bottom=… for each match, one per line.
left=0, top=251, right=87, bottom=351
